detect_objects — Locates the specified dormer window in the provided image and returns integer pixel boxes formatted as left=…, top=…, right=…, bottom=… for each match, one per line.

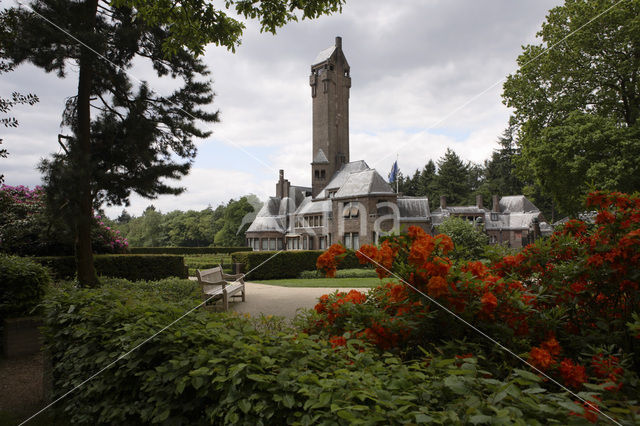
left=491, top=213, right=499, bottom=221
left=343, top=202, right=359, bottom=218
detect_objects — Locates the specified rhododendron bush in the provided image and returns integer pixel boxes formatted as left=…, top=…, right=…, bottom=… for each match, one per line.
left=0, top=184, right=127, bottom=255
left=304, top=191, right=640, bottom=422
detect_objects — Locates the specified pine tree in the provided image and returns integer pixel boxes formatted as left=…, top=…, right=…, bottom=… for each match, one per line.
left=2, top=0, right=344, bottom=286
left=435, top=148, right=471, bottom=206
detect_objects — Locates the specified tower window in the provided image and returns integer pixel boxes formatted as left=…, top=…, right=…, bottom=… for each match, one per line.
left=314, top=170, right=319, bottom=178
left=320, top=170, right=326, bottom=179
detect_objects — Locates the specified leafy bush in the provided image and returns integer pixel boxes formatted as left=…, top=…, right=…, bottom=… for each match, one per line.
left=231, top=249, right=361, bottom=280
left=299, top=268, right=377, bottom=279
left=130, top=246, right=249, bottom=254
left=33, top=255, right=187, bottom=281
left=0, top=185, right=128, bottom=255
left=0, top=254, right=51, bottom=320
left=307, top=191, right=640, bottom=423
left=436, top=216, right=489, bottom=260
left=42, top=281, right=590, bottom=424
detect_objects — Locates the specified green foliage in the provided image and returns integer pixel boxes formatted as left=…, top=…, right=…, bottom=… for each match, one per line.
left=114, top=195, right=261, bottom=248
left=41, top=281, right=587, bottom=424
left=299, top=268, right=377, bottom=279
left=436, top=217, right=489, bottom=260
left=0, top=254, right=50, bottom=320
left=503, top=0, right=640, bottom=214
left=437, top=148, right=473, bottom=206
left=129, top=247, right=248, bottom=255
left=232, top=250, right=361, bottom=280
left=33, top=255, right=187, bottom=281
left=214, top=196, right=259, bottom=247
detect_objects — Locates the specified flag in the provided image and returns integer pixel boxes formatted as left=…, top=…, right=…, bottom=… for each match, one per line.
left=388, top=160, right=398, bottom=183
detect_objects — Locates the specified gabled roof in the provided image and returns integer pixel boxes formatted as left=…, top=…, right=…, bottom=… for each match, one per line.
left=397, top=197, right=430, bottom=219
left=484, top=211, right=542, bottom=231
left=317, top=160, right=370, bottom=198
left=313, top=45, right=336, bottom=65
left=499, top=195, right=539, bottom=213
left=246, top=197, right=287, bottom=234
left=334, top=169, right=394, bottom=199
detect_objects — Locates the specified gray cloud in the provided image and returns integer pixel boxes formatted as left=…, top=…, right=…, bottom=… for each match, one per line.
left=2, top=1, right=564, bottom=216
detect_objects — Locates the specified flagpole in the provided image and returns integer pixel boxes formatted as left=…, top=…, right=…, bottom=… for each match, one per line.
left=396, top=154, right=399, bottom=194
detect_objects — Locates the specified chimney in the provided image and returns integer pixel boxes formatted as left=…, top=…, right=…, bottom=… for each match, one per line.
left=335, top=36, right=342, bottom=49
left=492, top=195, right=500, bottom=213
left=476, top=194, right=483, bottom=210
left=276, top=169, right=286, bottom=198
left=440, top=195, right=447, bottom=210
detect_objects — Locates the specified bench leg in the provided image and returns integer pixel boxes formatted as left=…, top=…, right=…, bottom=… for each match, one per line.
left=241, top=289, right=246, bottom=302
left=223, top=290, right=229, bottom=311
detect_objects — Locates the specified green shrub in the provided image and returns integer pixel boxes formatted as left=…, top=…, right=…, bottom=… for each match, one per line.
left=33, top=255, right=187, bottom=281
left=436, top=216, right=489, bottom=260
left=41, top=282, right=589, bottom=424
left=0, top=254, right=51, bottom=320
left=130, top=247, right=249, bottom=255
left=299, top=268, right=376, bottom=279
left=231, top=250, right=361, bottom=280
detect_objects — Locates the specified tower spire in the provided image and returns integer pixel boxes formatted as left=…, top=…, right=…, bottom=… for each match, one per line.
left=310, top=36, right=351, bottom=198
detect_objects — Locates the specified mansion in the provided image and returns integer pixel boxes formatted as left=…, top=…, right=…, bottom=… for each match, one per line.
left=245, top=37, right=546, bottom=251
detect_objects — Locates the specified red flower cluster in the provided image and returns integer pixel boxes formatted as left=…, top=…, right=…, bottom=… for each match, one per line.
left=559, top=358, right=587, bottom=388
left=316, top=244, right=346, bottom=277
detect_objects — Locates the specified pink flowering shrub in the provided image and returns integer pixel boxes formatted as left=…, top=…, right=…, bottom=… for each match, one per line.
left=0, top=184, right=128, bottom=255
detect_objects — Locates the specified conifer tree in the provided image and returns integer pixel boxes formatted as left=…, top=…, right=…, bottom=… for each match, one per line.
left=1, top=0, right=344, bottom=286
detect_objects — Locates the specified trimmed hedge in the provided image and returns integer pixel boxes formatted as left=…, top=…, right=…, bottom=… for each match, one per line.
left=231, top=250, right=362, bottom=280
left=0, top=255, right=51, bottom=320
left=41, top=281, right=585, bottom=424
left=130, top=247, right=250, bottom=255
left=299, top=268, right=377, bottom=279
left=33, top=255, right=187, bottom=281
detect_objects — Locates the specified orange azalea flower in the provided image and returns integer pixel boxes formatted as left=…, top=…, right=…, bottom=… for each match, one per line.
left=480, top=292, right=498, bottom=316
left=529, top=347, right=554, bottom=370
left=407, top=225, right=428, bottom=240
left=427, top=276, right=449, bottom=298
left=356, top=244, right=378, bottom=265
left=540, top=336, right=561, bottom=356
left=329, top=335, right=347, bottom=348
left=435, top=234, right=454, bottom=254
left=388, top=284, right=408, bottom=303
left=559, top=358, right=587, bottom=388
left=345, top=289, right=367, bottom=304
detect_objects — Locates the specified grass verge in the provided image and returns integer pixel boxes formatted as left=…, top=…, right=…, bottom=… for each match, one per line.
left=250, top=277, right=394, bottom=288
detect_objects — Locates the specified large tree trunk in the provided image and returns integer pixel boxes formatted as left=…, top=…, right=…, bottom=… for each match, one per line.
left=75, top=0, right=99, bottom=287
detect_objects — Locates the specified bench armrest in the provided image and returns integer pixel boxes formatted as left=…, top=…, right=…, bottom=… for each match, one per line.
left=223, top=272, right=245, bottom=284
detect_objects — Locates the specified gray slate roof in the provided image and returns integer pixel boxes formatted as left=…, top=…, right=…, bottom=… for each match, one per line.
left=397, top=197, right=430, bottom=219
left=334, top=169, right=394, bottom=199
left=313, top=149, right=329, bottom=164
left=499, top=195, right=539, bottom=213
left=313, top=45, right=335, bottom=65
left=484, top=212, right=541, bottom=231
left=246, top=197, right=287, bottom=234
left=318, top=160, right=370, bottom=198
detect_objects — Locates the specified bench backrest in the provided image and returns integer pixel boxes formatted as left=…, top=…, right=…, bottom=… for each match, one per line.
left=196, top=266, right=224, bottom=285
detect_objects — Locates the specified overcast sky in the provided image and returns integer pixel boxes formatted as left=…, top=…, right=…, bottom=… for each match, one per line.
left=1, top=0, right=562, bottom=218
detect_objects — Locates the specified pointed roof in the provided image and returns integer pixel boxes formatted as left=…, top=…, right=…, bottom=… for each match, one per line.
left=313, top=45, right=336, bottom=65
left=317, top=160, right=370, bottom=198
left=334, top=169, right=394, bottom=199
left=313, top=148, right=329, bottom=164
left=246, top=197, right=287, bottom=234
left=499, top=196, right=539, bottom=213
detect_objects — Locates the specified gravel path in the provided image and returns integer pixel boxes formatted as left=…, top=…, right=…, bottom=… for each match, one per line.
left=228, top=282, right=363, bottom=319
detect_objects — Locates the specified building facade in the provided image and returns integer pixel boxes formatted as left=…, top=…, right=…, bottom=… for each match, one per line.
left=245, top=37, right=545, bottom=251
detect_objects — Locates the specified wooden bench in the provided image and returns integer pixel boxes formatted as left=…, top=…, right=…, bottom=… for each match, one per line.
left=195, top=266, right=245, bottom=311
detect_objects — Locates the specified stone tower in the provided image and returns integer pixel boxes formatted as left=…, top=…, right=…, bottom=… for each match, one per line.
left=310, top=36, right=351, bottom=197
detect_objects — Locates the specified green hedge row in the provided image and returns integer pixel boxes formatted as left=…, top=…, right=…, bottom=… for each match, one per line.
left=0, top=255, right=51, bottom=321
left=231, top=250, right=363, bottom=280
left=33, top=255, right=187, bottom=281
left=129, top=247, right=250, bottom=255
left=298, top=268, right=377, bottom=279
left=40, top=281, right=584, bottom=424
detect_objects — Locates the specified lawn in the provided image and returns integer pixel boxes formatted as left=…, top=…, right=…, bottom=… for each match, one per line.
left=251, top=277, right=395, bottom=287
